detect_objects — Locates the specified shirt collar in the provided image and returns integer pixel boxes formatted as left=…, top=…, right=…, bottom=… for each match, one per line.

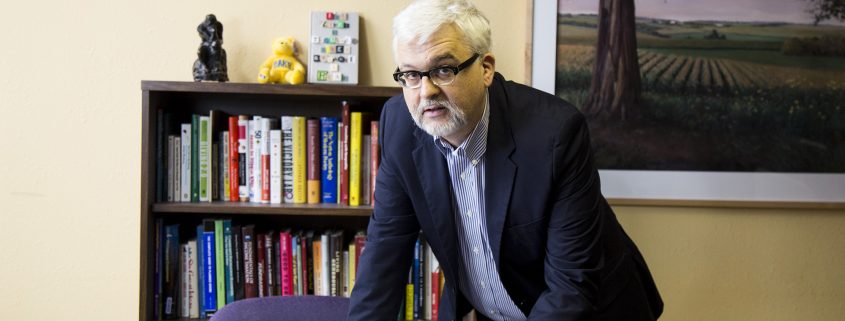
left=434, top=90, right=489, bottom=161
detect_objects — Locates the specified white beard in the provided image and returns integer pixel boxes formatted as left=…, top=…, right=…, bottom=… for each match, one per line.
left=412, top=98, right=467, bottom=138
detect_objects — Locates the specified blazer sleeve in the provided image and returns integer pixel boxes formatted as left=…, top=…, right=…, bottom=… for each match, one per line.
left=347, top=100, right=421, bottom=321
left=528, top=111, right=606, bottom=320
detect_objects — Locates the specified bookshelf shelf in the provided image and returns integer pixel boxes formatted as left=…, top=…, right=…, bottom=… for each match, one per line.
left=153, top=202, right=374, bottom=216
left=140, top=80, right=400, bottom=321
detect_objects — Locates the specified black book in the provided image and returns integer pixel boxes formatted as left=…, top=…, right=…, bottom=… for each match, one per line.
left=231, top=225, right=244, bottom=300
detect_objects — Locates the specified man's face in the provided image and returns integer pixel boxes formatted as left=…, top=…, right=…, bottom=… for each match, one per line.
left=394, top=24, right=494, bottom=146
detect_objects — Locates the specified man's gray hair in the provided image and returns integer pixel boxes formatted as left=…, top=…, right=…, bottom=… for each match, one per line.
left=393, top=0, right=491, bottom=59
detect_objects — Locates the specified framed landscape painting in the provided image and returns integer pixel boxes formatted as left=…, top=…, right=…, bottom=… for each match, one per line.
left=532, top=0, right=845, bottom=206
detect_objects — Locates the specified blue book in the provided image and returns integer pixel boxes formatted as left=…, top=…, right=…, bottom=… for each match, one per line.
left=223, top=220, right=235, bottom=304
left=196, top=225, right=206, bottom=319
left=202, top=220, right=217, bottom=313
left=413, top=237, right=421, bottom=319
left=163, top=224, right=180, bottom=319
left=320, top=117, right=338, bottom=203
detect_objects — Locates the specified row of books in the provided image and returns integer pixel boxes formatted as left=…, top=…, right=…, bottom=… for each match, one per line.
left=154, top=219, right=369, bottom=319
left=153, top=219, right=444, bottom=320
left=155, top=101, right=379, bottom=206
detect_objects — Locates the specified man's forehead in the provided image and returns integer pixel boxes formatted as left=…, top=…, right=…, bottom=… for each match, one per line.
left=396, top=48, right=462, bottom=69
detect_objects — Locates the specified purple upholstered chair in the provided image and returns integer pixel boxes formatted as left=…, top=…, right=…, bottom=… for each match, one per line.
left=209, top=296, right=349, bottom=321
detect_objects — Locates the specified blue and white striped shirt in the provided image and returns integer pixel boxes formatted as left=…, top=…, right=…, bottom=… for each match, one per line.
left=434, top=92, right=526, bottom=321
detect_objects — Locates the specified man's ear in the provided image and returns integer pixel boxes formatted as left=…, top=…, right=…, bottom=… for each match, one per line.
left=481, top=53, right=496, bottom=87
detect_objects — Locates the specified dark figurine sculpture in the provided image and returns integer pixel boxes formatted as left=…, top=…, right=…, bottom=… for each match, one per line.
left=193, top=14, right=229, bottom=82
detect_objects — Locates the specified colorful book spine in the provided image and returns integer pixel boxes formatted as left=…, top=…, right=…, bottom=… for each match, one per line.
left=405, top=269, right=414, bottom=321
left=198, top=115, right=211, bottom=202
left=270, top=129, right=282, bottom=204
left=281, top=116, right=294, bottom=203
left=312, top=238, right=322, bottom=295
left=180, top=123, right=192, bottom=202
left=242, top=225, right=258, bottom=298
left=228, top=116, right=239, bottom=202
left=202, top=220, right=217, bottom=313
left=306, top=118, right=321, bottom=204
left=361, top=135, right=371, bottom=206
left=195, top=225, right=206, bottom=319
left=370, top=121, right=380, bottom=205
left=191, top=115, right=200, bottom=202
left=321, top=117, right=338, bottom=203
left=223, top=220, right=234, bottom=304
left=237, top=115, right=249, bottom=201
left=339, top=102, right=350, bottom=205
left=259, top=118, right=272, bottom=204
left=250, top=117, right=263, bottom=203
left=292, top=116, right=307, bottom=203
left=279, top=230, right=294, bottom=296
left=256, top=234, right=266, bottom=297
left=221, top=131, right=229, bottom=201
left=349, top=112, right=362, bottom=206
left=214, top=220, right=226, bottom=309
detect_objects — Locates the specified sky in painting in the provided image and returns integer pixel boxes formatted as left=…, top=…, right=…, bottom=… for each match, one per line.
left=558, top=0, right=830, bottom=24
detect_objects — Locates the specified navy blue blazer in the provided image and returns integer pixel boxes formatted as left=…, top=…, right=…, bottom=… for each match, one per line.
left=348, top=73, right=663, bottom=321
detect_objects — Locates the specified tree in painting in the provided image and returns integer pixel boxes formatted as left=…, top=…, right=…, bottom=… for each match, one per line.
left=804, top=0, right=845, bottom=25
left=583, top=0, right=641, bottom=121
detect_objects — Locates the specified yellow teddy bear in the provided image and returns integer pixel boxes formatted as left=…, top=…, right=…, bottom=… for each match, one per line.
left=257, top=37, right=306, bottom=85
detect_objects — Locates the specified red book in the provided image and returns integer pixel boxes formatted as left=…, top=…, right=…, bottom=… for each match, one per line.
left=370, top=121, right=379, bottom=205
left=299, top=234, right=309, bottom=295
left=354, top=232, right=366, bottom=271
left=339, top=101, right=350, bottom=205
left=306, top=119, right=321, bottom=204
left=278, top=230, right=294, bottom=296
left=256, top=234, right=267, bottom=297
left=228, top=116, right=239, bottom=202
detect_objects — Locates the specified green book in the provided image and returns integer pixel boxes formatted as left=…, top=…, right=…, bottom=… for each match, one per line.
left=215, top=220, right=226, bottom=309
left=191, top=115, right=200, bottom=202
left=199, top=116, right=210, bottom=201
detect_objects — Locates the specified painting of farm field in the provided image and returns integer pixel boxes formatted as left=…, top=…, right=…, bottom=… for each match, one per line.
left=556, top=0, right=845, bottom=172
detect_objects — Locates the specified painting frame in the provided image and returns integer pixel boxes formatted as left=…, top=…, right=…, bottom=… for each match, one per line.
left=529, top=0, right=845, bottom=208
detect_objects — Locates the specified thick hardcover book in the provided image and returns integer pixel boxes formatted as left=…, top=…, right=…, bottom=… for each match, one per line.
left=223, top=220, right=234, bottom=304
left=429, top=246, right=441, bottom=321
left=237, top=115, right=249, bottom=201
left=320, top=117, right=338, bottom=203
left=256, top=233, right=266, bottom=297
left=349, top=112, right=363, bottom=206
left=292, top=116, right=307, bottom=203
left=182, top=240, right=198, bottom=318
left=201, top=220, right=217, bottom=313
left=279, top=230, right=294, bottom=296
left=228, top=116, right=239, bottom=202
left=231, top=225, right=244, bottom=301
left=163, top=224, right=179, bottom=319
left=361, top=135, right=371, bottom=206
left=405, top=269, right=414, bottom=320
left=270, top=129, right=282, bottom=204
left=180, top=123, right=192, bottom=202
left=199, top=116, right=211, bottom=202
left=191, top=115, right=200, bottom=202
left=281, top=116, right=294, bottom=203
left=242, top=225, right=258, bottom=298
left=339, top=101, right=350, bottom=205
left=370, top=121, right=380, bottom=205
left=330, top=230, right=345, bottom=296
left=214, top=220, right=226, bottom=309
left=306, top=118, right=321, bottom=204
left=259, top=118, right=278, bottom=204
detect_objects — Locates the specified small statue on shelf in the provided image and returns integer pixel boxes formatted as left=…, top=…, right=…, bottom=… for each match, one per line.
left=193, top=14, right=229, bottom=82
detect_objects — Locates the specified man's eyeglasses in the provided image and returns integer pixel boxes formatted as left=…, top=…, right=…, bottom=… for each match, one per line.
left=393, top=53, right=480, bottom=89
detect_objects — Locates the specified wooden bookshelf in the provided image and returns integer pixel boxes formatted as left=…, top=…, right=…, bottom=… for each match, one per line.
left=139, top=81, right=400, bottom=321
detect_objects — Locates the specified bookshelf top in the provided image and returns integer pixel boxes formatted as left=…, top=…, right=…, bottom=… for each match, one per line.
left=141, top=81, right=401, bottom=98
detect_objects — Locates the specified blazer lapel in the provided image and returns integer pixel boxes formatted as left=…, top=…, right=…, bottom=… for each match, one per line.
left=485, top=77, right=517, bottom=266
left=412, top=129, right=459, bottom=281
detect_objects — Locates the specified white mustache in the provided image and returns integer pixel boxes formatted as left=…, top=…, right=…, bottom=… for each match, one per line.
left=418, top=99, right=452, bottom=111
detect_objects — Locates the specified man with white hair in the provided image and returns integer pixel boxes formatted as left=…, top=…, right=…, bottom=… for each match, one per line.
left=348, top=1, right=663, bottom=320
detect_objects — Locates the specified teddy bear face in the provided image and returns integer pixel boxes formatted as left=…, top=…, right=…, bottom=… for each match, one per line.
left=273, top=37, right=296, bottom=56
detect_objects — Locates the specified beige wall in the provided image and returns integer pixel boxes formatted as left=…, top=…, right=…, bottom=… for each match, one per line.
left=0, top=1, right=842, bottom=320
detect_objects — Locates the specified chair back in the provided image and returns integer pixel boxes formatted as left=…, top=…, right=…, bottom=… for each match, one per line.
left=209, top=295, right=349, bottom=321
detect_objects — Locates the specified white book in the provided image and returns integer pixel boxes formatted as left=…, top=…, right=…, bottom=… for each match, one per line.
left=180, top=243, right=189, bottom=318
left=361, top=135, right=371, bottom=206
left=250, top=117, right=263, bottom=203
left=180, top=124, right=192, bottom=202
left=423, top=241, right=432, bottom=319
left=342, top=251, right=349, bottom=297
left=167, top=135, right=175, bottom=202
left=270, top=129, right=283, bottom=204
left=187, top=240, right=198, bottom=318
left=174, top=137, right=181, bottom=204
left=198, top=116, right=211, bottom=202
left=237, top=117, right=250, bottom=201
left=281, top=116, right=294, bottom=203
left=259, top=118, right=271, bottom=203
left=321, top=233, right=330, bottom=296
